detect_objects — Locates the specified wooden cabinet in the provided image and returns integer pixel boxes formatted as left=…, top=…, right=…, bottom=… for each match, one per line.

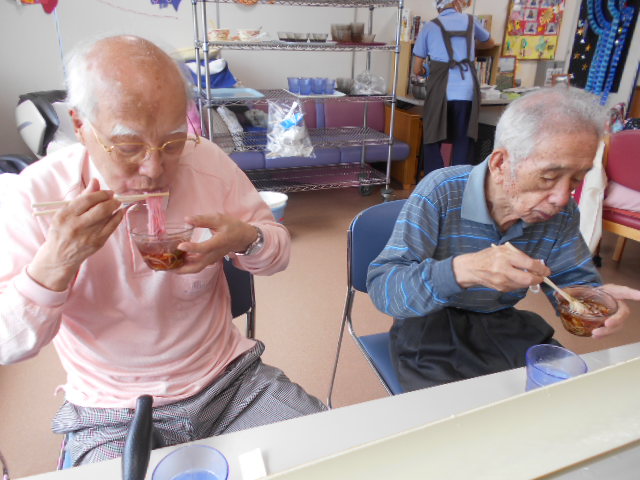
left=630, top=86, right=640, bottom=118
left=385, top=104, right=423, bottom=190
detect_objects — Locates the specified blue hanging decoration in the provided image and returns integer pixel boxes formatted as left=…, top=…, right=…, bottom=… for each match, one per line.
left=584, top=0, right=613, bottom=94
left=601, top=4, right=634, bottom=102
left=150, top=0, right=182, bottom=10
left=584, top=0, right=635, bottom=104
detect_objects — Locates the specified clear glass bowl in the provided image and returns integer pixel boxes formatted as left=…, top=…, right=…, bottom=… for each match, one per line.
left=309, top=33, right=328, bottom=42
left=130, top=224, right=194, bottom=271
left=127, top=202, right=193, bottom=271
left=554, top=286, right=618, bottom=337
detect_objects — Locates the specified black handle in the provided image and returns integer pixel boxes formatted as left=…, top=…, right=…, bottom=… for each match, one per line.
left=122, top=395, right=154, bottom=480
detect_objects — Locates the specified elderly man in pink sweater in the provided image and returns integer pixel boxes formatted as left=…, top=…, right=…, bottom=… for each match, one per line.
left=0, top=35, right=325, bottom=466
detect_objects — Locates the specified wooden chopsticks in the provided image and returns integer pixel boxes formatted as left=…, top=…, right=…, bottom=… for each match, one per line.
left=496, top=241, right=584, bottom=306
left=32, top=191, right=169, bottom=217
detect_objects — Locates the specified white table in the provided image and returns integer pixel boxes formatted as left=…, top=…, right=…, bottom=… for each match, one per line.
left=21, top=342, right=640, bottom=480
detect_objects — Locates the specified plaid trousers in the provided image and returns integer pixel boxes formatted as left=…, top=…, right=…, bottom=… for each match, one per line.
left=52, top=341, right=326, bottom=466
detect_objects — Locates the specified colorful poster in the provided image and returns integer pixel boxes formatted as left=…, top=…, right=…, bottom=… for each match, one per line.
left=502, top=0, right=564, bottom=60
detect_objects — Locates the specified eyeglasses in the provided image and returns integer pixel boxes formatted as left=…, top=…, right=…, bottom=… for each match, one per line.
left=90, top=125, right=200, bottom=164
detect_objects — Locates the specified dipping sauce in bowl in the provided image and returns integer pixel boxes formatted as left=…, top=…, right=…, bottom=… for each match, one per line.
left=130, top=224, right=194, bottom=271
left=554, top=286, right=618, bottom=337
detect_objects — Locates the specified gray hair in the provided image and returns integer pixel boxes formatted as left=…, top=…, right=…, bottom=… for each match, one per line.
left=65, top=35, right=192, bottom=123
left=493, top=86, right=606, bottom=166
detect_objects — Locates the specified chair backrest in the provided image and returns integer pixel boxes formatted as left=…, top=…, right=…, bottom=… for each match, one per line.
left=323, top=101, right=385, bottom=131
left=606, top=130, right=640, bottom=191
left=223, top=258, right=256, bottom=338
left=349, top=199, right=406, bottom=293
left=0, top=154, right=34, bottom=174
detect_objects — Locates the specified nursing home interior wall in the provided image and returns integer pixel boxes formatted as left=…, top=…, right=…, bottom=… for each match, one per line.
left=0, top=0, right=639, bottom=155
left=0, top=0, right=396, bottom=155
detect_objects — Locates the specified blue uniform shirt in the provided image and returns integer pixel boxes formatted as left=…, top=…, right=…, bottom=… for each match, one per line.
left=413, top=9, right=490, bottom=101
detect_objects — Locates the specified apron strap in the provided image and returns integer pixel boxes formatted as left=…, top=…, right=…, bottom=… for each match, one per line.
left=432, top=15, right=475, bottom=81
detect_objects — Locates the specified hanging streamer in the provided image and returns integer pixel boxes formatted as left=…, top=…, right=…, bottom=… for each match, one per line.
left=569, top=0, right=638, bottom=104
left=584, top=0, right=635, bottom=103
left=97, top=0, right=179, bottom=19
left=150, top=0, right=182, bottom=11
left=18, top=0, right=58, bottom=14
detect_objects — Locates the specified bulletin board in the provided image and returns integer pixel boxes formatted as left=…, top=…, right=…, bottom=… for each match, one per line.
left=502, top=0, right=565, bottom=60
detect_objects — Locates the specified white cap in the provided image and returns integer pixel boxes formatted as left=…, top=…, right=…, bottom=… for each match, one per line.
left=435, top=0, right=456, bottom=9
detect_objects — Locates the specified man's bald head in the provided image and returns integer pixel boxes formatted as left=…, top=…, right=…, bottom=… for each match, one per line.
left=65, top=35, right=190, bottom=124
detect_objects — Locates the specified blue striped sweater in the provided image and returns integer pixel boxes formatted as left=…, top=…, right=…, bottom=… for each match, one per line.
left=366, top=161, right=601, bottom=319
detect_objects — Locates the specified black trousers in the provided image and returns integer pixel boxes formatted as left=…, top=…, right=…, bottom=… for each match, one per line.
left=390, top=307, right=560, bottom=392
left=421, top=100, right=475, bottom=175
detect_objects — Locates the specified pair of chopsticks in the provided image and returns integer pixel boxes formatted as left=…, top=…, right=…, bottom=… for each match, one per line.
left=32, top=191, right=169, bottom=217
left=493, top=241, right=581, bottom=307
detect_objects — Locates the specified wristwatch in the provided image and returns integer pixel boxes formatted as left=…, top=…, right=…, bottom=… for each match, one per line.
left=234, top=226, right=264, bottom=256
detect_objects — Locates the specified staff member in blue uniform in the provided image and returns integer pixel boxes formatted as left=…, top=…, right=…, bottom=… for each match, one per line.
left=413, top=0, right=494, bottom=176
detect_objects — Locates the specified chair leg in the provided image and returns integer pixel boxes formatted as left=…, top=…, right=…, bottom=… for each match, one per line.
left=593, top=240, right=602, bottom=268
left=612, top=236, right=627, bottom=262
left=326, top=315, right=348, bottom=410
left=327, top=290, right=355, bottom=409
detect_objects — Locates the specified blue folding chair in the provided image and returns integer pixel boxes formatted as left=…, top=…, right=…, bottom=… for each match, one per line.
left=59, top=258, right=255, bottom=469
left=327, top=199, right=406, bottom=408
left=223, top=257, right=256, bottom=339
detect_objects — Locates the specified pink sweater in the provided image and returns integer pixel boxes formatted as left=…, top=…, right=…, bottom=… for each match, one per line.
left=0, top=141, right=290, bottom=408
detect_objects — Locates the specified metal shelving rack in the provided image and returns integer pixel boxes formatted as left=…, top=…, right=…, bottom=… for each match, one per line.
left=191, top=0, right=403, bottom=197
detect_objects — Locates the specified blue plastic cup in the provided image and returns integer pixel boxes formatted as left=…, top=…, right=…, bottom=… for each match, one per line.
left=299, top=77, right=312, bottom=95
left=324, top=78, right=335, bottom=94
left=152, top=445, right=229, bottom=480
left=525, top=344, right=588, bottom=391
left=287, top=77, right=300, bottom=94
left=312, top=77, right=327, bottom=94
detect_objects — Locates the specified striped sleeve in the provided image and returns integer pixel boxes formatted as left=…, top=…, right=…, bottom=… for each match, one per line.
left=366, top=181, right=464, bottom=319
left=542, top=202, right=601, bottom=308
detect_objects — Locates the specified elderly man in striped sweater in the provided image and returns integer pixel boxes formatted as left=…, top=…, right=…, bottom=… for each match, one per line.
left=368, top=86, right=640, bottom=392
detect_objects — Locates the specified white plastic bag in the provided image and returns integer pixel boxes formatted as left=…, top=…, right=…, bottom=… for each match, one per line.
left=266, top=101, right=315, bottom=159
left=352, top=70, right=387, bottom=95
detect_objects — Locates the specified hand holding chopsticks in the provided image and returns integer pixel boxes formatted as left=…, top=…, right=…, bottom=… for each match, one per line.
left=498, top=242, right=589, bottom=313
left=32, top=191, right=169, bottom=217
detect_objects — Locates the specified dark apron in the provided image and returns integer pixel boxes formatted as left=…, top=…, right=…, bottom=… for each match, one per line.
left=422, top=14, right=481, bottom=144
left=390, top=307, right=559, bottom=392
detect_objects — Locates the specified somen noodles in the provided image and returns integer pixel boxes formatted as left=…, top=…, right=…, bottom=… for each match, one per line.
left=147, top=195, right=167, bottom=236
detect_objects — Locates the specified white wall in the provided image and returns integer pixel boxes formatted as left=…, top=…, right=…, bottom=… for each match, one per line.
left=1, top=0, right=639, bottom=156
left=0, top=0, right=399, bottom=155
left=405, top=0, right=640, bottom=100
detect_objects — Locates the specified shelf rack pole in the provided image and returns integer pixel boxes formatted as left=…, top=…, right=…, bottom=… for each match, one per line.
left=382, top=0, right=403, bottom=200
left=359, top=6, right=374, bottom=174
left=200, top=1, right=214, bottom=140
left=191, top=0, right=206, bottom=136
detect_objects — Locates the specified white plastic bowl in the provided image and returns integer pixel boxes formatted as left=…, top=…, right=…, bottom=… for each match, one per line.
left=259, top=191, right=288, bottom=223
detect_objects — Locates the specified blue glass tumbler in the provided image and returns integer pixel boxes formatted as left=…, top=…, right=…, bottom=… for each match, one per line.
left=299, top=77, right=312, bottom=95
left=312, top=77, right=327, bottom=94
left=287, top=77, right=300, bottom=94
left=525, top=344, right=588, bottom=391
left=324, top=78, right=335, bottom=94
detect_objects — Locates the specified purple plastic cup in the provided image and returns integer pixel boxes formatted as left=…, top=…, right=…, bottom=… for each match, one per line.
left=525, top=344, right=588, bottom=391
left=152, top=445, right=228, bottom=480
left=287, top=77, right=300, bottom=94
left=299, top=77, right=312, bottom=95
left=324, top=78, right=335, bottom=94
left=312, top=77, right=327, bottom=94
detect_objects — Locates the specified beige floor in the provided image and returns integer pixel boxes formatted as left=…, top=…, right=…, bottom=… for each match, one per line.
left=2, top=186, right=640, bottom=478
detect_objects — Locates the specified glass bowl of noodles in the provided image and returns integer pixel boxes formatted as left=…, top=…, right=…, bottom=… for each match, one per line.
left=126, top=201, right=193, bottom=271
